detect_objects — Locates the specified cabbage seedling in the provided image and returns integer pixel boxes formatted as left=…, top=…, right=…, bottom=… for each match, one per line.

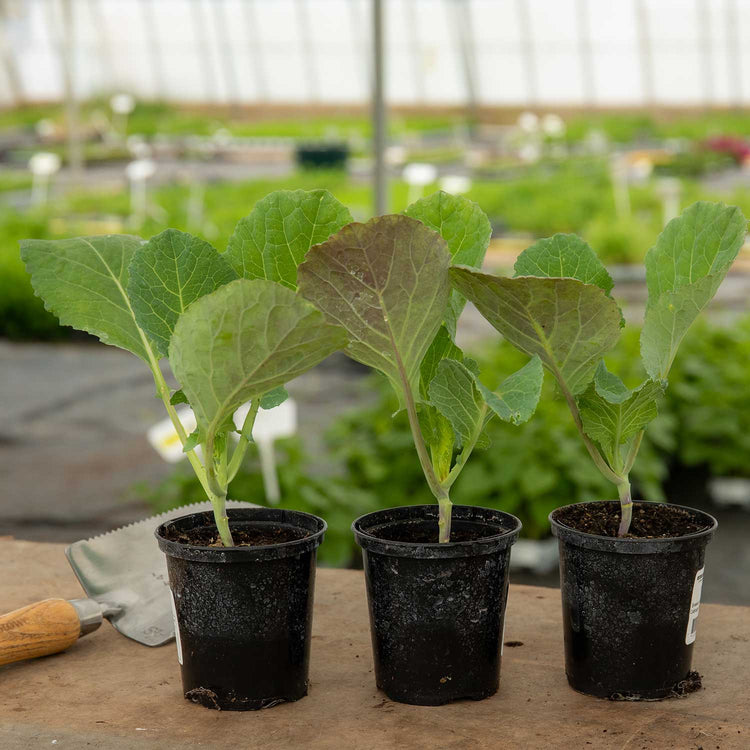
left=21, top=189, right=352, bottom=546
left=452, top=201, right=747, bottom=536
left=298, top=192, right=543, bottom=542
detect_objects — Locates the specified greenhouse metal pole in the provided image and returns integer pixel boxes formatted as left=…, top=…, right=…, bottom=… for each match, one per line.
left=373, top=0, right=387, bottom=216
left=297, top=0, right=319, bottom=102
left=60, top=0, right=83, bottom=180
left=350, top=0, right=371, bottom=97
left=0, top=0, right=24, bottom=105
left=634, top=0, right=655, bottom=106
left=212, top=0, right=241, bottom=106
left=405, top=0, right=425, bottom=102
left=696, top=0, right=714, bottom=106
left=516, top=0, right=538, bottom=105
left=140, top=0, right=165, bottom=99
left=575, top=0, right=595, bottom=106
left=241, top=0, right=268, bottom=100
left=450, top=0, right=479, bottom=135
left=726, top=0, right=743, bottom=108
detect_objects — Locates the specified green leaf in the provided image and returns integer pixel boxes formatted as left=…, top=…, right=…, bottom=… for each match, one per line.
left=641, top=202, right=746, bottom=380
left=170, top=389, right=188, bottom=405
left=182, top=428, right=203, bottom=453
left=128, top=228, right=238, bottom=357
left=418, top=405, right=454, bottom=481
left=169, top=278, right=349, bottom=437
left=225, top=189, right=353, bottom=290
left=450, top=268, right=622, bottom=395
left=405, top=191, right=491, bottom=338
left=20, top=235, right=152, bottom=361
left=578, top=376, right=664, bottom=466
left=419, top=325, right=464, bottom=397
left=591, top=360, right=630, bottom=404
left=298, top=215, right=452, bottom=401
left=428, top=359, right=484, bottom=448
left=474, top=355, right=543, bottom=425
left=260, top=386, right=289, bottom=410
left=514, top=233, right=614, bottom=295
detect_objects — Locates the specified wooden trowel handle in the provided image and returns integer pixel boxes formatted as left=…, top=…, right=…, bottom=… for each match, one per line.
left=0, top=599, right=81, bottom=666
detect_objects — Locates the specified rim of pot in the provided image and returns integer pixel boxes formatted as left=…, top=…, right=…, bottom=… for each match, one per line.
left=549, top=500, right=718, bottom=555
left=352, top=504, right=522, bottom=559
left=155, top=507, right=327, bottom=562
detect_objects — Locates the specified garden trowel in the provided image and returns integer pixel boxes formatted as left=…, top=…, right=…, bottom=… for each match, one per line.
left=0, top=500, right=252, bottom=666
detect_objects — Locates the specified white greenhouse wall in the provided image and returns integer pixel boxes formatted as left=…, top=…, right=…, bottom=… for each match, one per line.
left=1, top=0, right=749, bottom=108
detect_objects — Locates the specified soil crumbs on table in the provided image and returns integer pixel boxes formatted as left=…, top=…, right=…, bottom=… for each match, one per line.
left=557, top=503, right=710, bottom=539
left=608, top=671, right=703, bottom=701
left=166, top=524, right=310, bottom=547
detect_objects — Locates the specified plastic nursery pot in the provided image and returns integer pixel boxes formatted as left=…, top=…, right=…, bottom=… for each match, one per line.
left=549, top=501, right=717, bottom=700
left=155, top=507, right=326, bottom=710
left=352, top=504, right=521, bottom=706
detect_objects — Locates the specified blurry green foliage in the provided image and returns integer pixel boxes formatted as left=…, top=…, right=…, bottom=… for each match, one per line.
left=668, top=316, right=750, bottom=477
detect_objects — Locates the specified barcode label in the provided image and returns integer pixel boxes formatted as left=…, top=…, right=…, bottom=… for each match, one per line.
left=685, top=567, right=704, bottom=645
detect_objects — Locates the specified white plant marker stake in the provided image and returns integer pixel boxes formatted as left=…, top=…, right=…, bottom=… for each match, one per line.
left=147, top=399, right=297, bottom=504
left=126, top=158, right=158, bottom=228
left=439, top=175, right=472, bottom=195
left=110, top=93, right=135, bottom=139
left=403, top=162, right=438, bottom=206
left=147, top=406, right=199, bottom=462
left=29, top=152, right=61, bottom=207
left=657, top=177, right=682, bottom=226
left=610, top=156, right=631, bottom=219
left=541, top=113, right=566, bottom=138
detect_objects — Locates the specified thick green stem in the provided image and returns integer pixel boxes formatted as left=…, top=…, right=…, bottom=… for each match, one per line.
left=213, top=507, right=233, bottom=548
left=147, top=360, right=211, bottom=494
left=133, top=312, right=231, bottom=543
left=556, top=375, right=622, bottom=485
left=205, top=432, right=234, bottom=547
left=617, top=478, right=633, bottom=537
left=399, top=366, right=451, bottom=540
left=227, top=399, right=261, bottom=482
left=438, top=497, right=453, bottom=544
left=443, top=405, right=487, bottom=490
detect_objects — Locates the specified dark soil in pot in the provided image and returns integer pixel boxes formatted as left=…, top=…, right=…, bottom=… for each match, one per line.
left=550, top=501, right=717, bottom=701
left=155, top=507, right=325, bottom=711
left=353, top=504, right=521, bottom=706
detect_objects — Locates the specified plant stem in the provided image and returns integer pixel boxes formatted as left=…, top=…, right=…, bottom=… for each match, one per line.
left=147, top=360, right=211, bottom=494
left=397, top=360, right=452, bottom=541
left=134, top=323, right=232, bottom=544
left=556, top=375, right=622, bottom=485
left=443, top=405, right=487, bottom=490
left=227, top=399, right=261, bottom=482
left=617, top=478, right=633, bottom=537
left=437, top=497, right=453, bottom=544
left=204, top=432, right=234, bottom=547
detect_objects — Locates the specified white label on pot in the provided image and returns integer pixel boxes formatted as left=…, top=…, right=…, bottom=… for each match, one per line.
left=170, top=591, right=183, bottom=665
left=685, top=567, right=704, bottom=645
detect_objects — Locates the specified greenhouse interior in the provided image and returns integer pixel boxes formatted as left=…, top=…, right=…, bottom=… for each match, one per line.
left=1, top=1, right=749, bottom=748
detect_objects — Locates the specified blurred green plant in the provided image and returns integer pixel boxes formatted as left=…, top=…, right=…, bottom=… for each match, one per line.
left=668, top=316, right=750, bottom=477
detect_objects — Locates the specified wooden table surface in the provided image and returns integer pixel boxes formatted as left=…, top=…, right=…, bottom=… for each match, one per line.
left=1, top=538, right=748, bottom=749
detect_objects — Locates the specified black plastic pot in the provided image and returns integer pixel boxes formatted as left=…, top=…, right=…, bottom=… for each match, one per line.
left=155, top=507, right=325, bottom=710
left=549, top=501, right=717, bottom=700
left=352, top=504, right=521, bottom=706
